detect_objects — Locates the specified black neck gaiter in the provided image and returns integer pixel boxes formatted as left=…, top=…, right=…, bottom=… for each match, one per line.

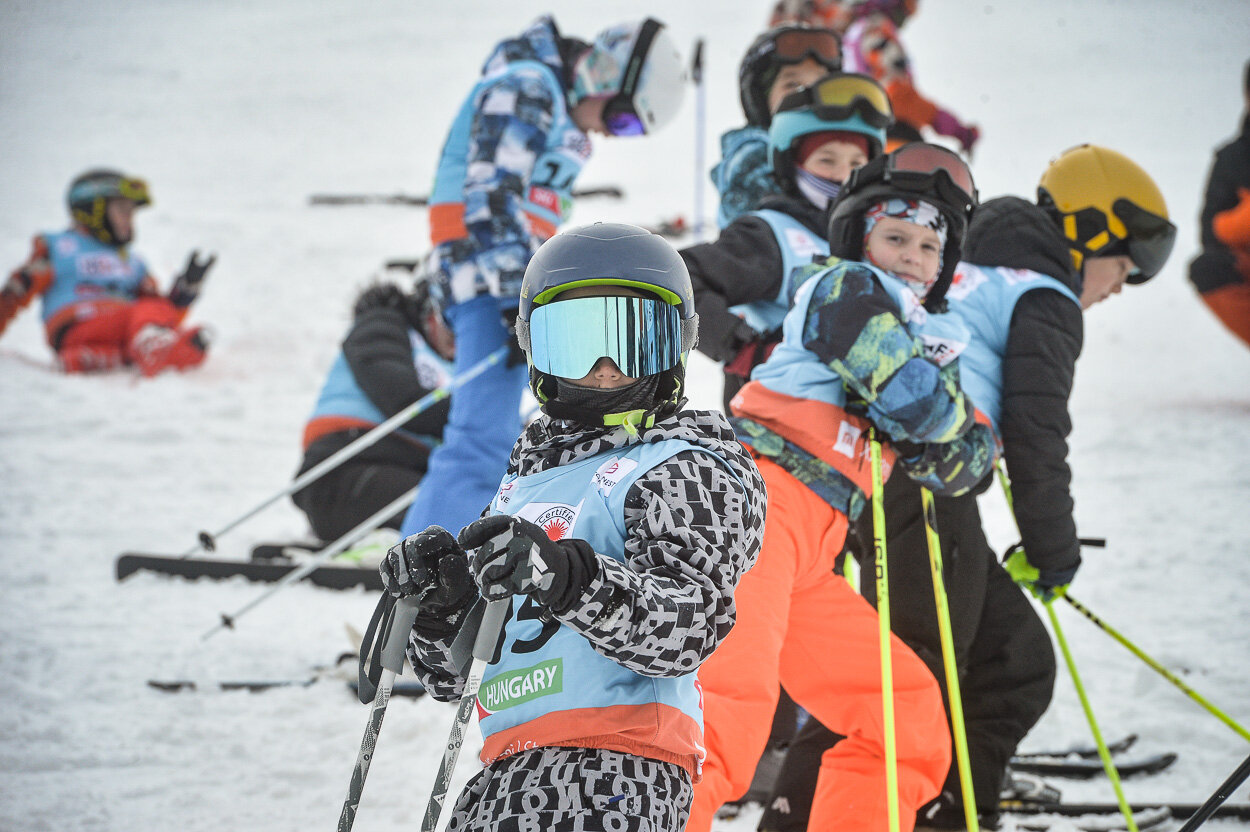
left=553, top=375, right=662, bottom=417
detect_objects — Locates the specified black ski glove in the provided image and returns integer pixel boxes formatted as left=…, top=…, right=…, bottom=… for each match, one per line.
left=458, top=515, right=598, bottom=614
left=380, top=526, right=477, bottom=638
left=168, top=251, right=217, bottom=308
left=380, top=526, right=466, bottom=604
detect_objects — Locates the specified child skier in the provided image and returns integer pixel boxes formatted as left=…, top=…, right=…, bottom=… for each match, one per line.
left=0, top=169, right=215, bottom=376
left=1189, top=59, right=1250, bottom=348
left=380, top=223, right=766, bottom=831
left=684, top=71, right=893, bottom=410
left=769, top=0, right=980, bottom=154
left=688, top=143, right=996, bottom=832
left=760, top=144, right=1178, bottom=830
left=713, top=24, right=843, bottom=229
left=398, top=16, right=688, bottom=546
left=293, top=271, right=454, bottom=544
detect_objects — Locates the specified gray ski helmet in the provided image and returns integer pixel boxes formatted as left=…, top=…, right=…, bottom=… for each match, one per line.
left=826, top=142, right=978, bottom=310
left=66, top=169, right=151, bottom=246
left=518, top=223, right=697, bottom=327
left=739, top=24, right=842, bottom=128
left=516, top=223, right=699, bottom=415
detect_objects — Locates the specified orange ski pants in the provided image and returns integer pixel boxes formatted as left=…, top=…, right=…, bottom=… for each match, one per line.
left=688, top=457, right=950, bottom=832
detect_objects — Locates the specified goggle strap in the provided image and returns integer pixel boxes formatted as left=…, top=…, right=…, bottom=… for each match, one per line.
left=619, top=18, right=662, bottom=100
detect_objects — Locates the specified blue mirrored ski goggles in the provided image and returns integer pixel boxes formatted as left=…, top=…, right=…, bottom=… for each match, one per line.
left=527, top=295, right=684, bottom=379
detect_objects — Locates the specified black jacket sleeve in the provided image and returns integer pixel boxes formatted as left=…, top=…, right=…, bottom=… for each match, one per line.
left=1189, top=119, right=1250, bottom=294
left=680, top=215, right=786, bottom=362
left=342, top=306, right=450, bottom=438
left=999, top=288, right=1084, bottom=575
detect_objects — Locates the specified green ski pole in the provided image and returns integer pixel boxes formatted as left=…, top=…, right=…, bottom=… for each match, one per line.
left=920, top=488, right=979, bottom=832
left=1060, top=594, right=1250, bottom=744
left=997, top=462, right=1139, bottom=831
left=869, top=430, right=901, bottom=832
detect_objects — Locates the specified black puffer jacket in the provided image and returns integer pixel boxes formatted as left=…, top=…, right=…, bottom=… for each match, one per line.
left=1190, top=113, right=1250, bottom=294
left=299, top=288, right=451, bottom=475
left=680, top=194, right=827, bottom=363
left=962, top=196, right=1084, bottom=578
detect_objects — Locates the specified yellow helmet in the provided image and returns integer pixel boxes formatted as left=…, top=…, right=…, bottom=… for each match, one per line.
left=1037, top=144, right=1176, bottom=282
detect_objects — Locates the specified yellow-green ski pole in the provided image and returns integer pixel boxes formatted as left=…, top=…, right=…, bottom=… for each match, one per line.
left=869, top=430, right=901, bottom=832
left=996, top=461, right=1138, bottom=831
left=1047, top=604, right=1138, bottom=832
left=920, top=488, right=979, bottom=832
left=1060, top=593, right=1250, bottom=743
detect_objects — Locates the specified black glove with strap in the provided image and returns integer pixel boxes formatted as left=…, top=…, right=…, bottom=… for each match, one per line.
left=168, top=251, right=217, bottom=308
left=458, top=515, right=598, bottom=614
left=379, top=526, right=476, bottom=636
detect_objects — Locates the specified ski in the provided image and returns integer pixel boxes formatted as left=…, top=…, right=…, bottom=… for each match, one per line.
left=146, top=677, right=426, bottom=697
left=148, top=677, right=319, bottom=693
left=1000, top=800, right=1250, bottom=821
left=115, top=552, right=383, bottom=591
left=249, top=541, right=320, bottom=561
left=308, top=184, right=623, bottom=206
left=346, top=678, right=425, bottom=699
left=1015, top=733, right=1138, bottom=760
left=1009, top=804, right=1172, bottom=832
left=1011, top=752, right=1177, bottom=779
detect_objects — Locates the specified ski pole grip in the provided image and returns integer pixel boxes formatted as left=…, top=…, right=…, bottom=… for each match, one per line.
left=381, top=596, right=421, bottom=674
left=473, top=599, right=510, bottom=663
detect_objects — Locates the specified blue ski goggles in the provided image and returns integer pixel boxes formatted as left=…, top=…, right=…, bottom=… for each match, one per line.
left=525, top=295, right=685, bottom=379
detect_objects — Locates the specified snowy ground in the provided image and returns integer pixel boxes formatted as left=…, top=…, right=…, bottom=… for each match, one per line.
left=2, top=1, right=1249, bottom=830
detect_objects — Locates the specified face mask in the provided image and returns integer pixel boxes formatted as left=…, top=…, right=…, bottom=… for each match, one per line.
left=794, top=166, right=843, bottom=210
left=553, top=374, right=663, bottom=418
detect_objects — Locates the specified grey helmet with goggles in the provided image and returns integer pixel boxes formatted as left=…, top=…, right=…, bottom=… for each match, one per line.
left=515, top=223, right=699, bottom=429
left=739, top=24, right=843, bottom=128
left=768, top=72, right=892, bottom=190
left=67, top=169, right=151, bottom=247
left=827, top=141, right=978, bottom=310
left=573, top=19, right=687, bottom=137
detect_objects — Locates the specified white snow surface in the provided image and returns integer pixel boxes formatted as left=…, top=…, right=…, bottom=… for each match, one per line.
left=2, top=2, right=1250, bottom=830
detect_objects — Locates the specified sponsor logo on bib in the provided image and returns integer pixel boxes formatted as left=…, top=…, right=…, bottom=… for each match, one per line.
left=477, top=659, right=563, bottom=716
left=592, top=456, right=638, bottom=495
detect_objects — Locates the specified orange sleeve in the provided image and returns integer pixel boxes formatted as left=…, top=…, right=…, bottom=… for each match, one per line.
left=886, top=77, right=940, bottom=131
left=1213, top=187, right=1250, bottom=250
left=0, top=236, right=53, bottom=337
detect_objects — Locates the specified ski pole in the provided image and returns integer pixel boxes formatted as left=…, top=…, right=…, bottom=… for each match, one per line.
left=691, top=37, right=707, bottom=244
left=1046, top=602, right=1139, bottom=831
left=336, top=594, right=421, bottom=832
left=181, top=345, right=507, bottom=558
left=868, top=430, right=901, bottom=832
left=919, top=488, right=979, bottom=832
left=200, top=485, right=419, bottom=641
left=1177, top=752, right=1250, bottom=832
left=421, top=598, right=510, bottom=832
left=996, top=463, right=1138, bottom=830
left=1061, top=593, right=1250, bottom=744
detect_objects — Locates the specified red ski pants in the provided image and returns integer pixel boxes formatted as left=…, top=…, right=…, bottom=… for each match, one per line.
left=54, top=297, right=199, bottom=374
left=688, top=457, right=950, bottom=832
